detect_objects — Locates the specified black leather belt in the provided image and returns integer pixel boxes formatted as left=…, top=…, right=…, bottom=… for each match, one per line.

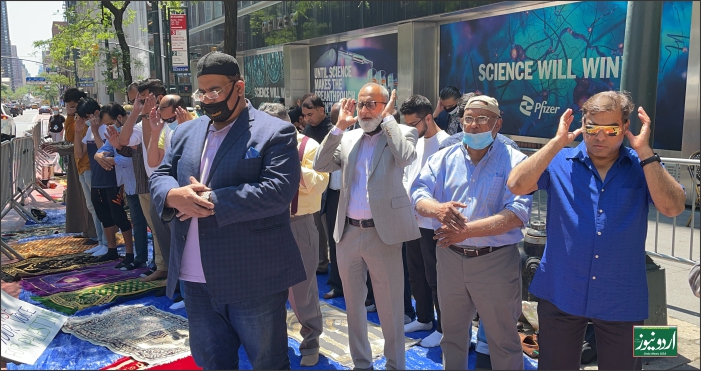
left=347, top=217, right=375, bottom=228
left=449, top=244, right=508, bottom=257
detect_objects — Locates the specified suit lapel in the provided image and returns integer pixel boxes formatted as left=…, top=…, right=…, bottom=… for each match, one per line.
left=369, top=134, right=387, bottom=176
left=188, top=119, right=209, bottom=182
left=203, top=106, right=253, bottom=186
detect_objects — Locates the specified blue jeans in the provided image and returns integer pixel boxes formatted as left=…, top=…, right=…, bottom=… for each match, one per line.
left=125, top=194, right=148, bottom=263
left=77, top=170, right=107, bottom=246
left=182, top=282, right=290, bottom=370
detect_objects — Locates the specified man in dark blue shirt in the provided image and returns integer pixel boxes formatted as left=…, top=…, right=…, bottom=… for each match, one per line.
left=507, top=91, right=686, bottom=370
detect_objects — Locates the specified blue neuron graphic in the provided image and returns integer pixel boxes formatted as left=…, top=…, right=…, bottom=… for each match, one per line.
left=251, top=55, right=266, bottom=89
left=266, top=51, right=284, bottom=84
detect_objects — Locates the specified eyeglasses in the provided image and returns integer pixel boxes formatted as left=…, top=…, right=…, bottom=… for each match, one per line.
left=356, top=101, right=387, bottom=110
left=405, top=115, right=427, bottom=128
left=161, top=116, right=177, bottom=124
left=194, top=81, right=234, bottom=101
left=461, top=115, right=497, bottom=126
left=585, top=124, right=621, bottom=137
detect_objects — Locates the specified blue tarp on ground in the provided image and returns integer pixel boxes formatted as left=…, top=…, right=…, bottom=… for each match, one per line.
left=5, top=234, right=538, bottom=370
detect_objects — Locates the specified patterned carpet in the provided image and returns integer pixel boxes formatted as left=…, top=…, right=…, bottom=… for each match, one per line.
left=2, top=253, right=115, bottom=282
left=287, top=302, right=419, bottom=367
left=8, top=235, right=124, bottom=259
left=63, top=304, right=190, bottom=366
left=31, top=278, right=166, bottom=315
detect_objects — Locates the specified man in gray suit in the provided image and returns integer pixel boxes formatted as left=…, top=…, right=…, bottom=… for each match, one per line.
left=313, top=83, right=421, bottom=370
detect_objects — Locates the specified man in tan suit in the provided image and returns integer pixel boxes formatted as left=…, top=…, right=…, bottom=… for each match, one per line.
left=313, top=83, right=421, bottom=370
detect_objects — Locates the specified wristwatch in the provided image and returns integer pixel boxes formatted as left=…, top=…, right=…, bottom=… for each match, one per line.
left=640, top=153, right=661, bottom=167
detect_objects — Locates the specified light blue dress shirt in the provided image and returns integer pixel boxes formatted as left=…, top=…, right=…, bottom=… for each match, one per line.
left=97, top=129, right=136, bottom=196
left=410, top=138, right=532, bottom=247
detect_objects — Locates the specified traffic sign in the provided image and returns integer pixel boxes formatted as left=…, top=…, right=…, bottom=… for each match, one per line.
left=78, top=77, right=94, bottom=87
left=43, top=85, right=51, bottom=91
left=26, top=77, right=48, bottom=85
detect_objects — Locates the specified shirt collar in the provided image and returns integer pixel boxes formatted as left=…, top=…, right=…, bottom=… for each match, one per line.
left=567, top=142, right=635, bottom=165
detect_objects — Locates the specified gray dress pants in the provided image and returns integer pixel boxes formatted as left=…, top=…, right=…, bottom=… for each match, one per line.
left=336, top=222, right=405, bottom=370
left=437, top=243, right=523, bottom=370
left=288, top=213, right=324, bottom=355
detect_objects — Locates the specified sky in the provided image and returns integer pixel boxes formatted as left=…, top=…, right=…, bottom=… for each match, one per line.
left=5, top=1, right=66, bottom=77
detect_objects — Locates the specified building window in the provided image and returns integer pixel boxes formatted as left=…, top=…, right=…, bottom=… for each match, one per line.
left=204, top=1, right=212, bottom=23
left=197, top=2, right=205, bottom=26
left=214, top=1, right=223, bottom=19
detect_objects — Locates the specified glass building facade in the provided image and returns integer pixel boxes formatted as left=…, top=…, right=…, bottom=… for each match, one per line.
left=187, top=1, right=499, bottom=57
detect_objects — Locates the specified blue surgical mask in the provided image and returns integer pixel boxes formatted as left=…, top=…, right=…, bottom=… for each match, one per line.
left=462, top=129, right=496, bottom=150
left=168, top=122, right=178, bottom=131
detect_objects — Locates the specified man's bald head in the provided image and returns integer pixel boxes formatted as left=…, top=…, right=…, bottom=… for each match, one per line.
left=159, top=94, right=186, bottom=112
left=158, top=94, right=187, bottom=121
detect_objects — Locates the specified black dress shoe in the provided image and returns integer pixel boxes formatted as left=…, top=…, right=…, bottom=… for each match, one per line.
left=323, top=289, right=343, bottom=299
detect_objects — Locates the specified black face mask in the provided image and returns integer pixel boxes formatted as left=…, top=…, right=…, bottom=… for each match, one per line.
left=200, top=83, right=239, bottom=122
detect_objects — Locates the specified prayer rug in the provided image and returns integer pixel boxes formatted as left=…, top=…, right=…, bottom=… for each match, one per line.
left=63, top=304, right=191, bottom=366
left=100, top=356, right=200, bottom=370
left=8, top=234, right=125, bottom=258
left=31, top=278, right=166, bottom=315
left=286, top=301, right=420, bottom=367
left=1, top=226, right=63, bottom=242
left=20, top=262, right=148, bottom=296
left=1, top=253, right=112, bottom=282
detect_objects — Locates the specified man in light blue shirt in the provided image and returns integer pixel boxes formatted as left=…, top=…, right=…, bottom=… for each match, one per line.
left=411, top=95, right=532, bottom=370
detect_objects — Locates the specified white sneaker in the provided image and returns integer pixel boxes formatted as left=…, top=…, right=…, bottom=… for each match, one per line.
left=84, top=244, right=105, bottom=254
left=91, top=245, right=109, bottom=256
left=169, top=301, right=185, bottom=310
left=419, top=330, right=442, bottom=348
left=404, top=319, right=433, bottom=333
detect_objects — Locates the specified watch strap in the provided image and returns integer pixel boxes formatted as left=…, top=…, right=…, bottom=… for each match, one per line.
left=640, top=153, right=661, bottom=167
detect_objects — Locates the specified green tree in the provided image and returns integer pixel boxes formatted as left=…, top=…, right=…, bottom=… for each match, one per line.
left=1, top=83, right=11, bottom=98
left=34, top=1, right=181, bottom=94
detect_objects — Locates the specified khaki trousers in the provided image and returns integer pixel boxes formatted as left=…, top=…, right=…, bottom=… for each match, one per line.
left=437, top=243, right=523, bottom=370
left=138, top=193, right=168, bottom=271
left=336, top=222, right=405, bottom=370
left=288, top=213, right=323, bottom=355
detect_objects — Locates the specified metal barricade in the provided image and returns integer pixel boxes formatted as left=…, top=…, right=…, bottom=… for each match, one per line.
left=1, top=141, right=13, bottom=218
left=31, top=122, right=59, bottom=204
left=10, top=136, right=40, bottom=222
left=33, top=120, right=54, bottom=176
left=1, top=139, right=27, bottom=261
left=522, top=148, right=700, bottom=265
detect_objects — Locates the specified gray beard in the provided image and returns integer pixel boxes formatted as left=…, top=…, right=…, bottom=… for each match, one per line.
left=358, top=116, right=382, bottom=132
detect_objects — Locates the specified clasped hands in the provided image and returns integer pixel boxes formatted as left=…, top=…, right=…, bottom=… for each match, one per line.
left=431, top=201, right=470, bottom=248
left=166, top=176, right=215, bottom=221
